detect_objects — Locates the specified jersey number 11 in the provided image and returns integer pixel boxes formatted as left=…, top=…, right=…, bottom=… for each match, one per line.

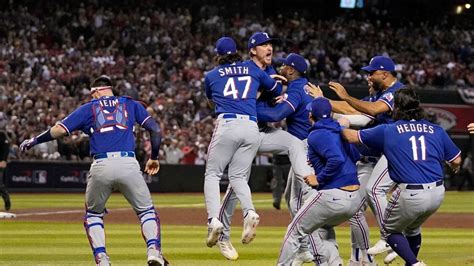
left=409, top=135, right=426, bottom=161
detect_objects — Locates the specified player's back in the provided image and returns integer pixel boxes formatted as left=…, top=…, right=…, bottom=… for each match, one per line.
left=61, top=96, right=147, bottom=155
left=285, top=78, right=313, bottom=140
left=384, top=119, right=459, bottom=184
left=205, top=61, right=273, bottom=117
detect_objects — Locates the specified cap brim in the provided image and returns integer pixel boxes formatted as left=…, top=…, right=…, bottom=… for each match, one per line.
left=361, top=66, right=376, bottom=72
left=249, top=38, right=280, bottom=49
left=305, top=102, right=312, bottom=112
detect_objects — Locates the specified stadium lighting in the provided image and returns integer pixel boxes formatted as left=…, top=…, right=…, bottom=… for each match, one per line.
left=456, top=5, right=463, bottom=14
left=465, top=3, right=471, bottom=9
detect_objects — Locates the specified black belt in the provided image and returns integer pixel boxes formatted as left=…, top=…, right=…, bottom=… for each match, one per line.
left=222, top=113, right=257, bottom=122
left=93, top=151, right=135, bottom=160
left=405, top=180, right=443, bottom=190
left=360, top=156, right=379, bottom=164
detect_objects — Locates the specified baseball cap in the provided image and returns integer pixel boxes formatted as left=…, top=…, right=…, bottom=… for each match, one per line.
left=248, top=32, right=278, bottom=49
left=215, top=37, right=237, bottom=56
left=282, top=53, right=308, bottom=74
left=361, top=56, right=395, bottom=72
left=306, top=97, right=332, bottom=119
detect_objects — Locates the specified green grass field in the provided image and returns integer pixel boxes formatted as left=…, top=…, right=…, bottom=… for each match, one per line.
left=1, top=192, right=473, bottom=265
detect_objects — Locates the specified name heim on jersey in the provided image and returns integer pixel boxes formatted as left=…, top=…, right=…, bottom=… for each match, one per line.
left=218, top=66, right=249, bottom=77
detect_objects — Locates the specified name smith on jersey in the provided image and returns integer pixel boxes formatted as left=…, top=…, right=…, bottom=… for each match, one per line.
left=218, top=66, right=249, bottom=76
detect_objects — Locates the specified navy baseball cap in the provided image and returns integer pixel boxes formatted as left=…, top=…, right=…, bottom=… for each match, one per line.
left=306, top=97, right=332, bottom=119
left=282, top=53, right=308, bottom=74
left=248, top=32, right=278, bottom=49
left=215, top=37, right=237, bottom=56
left=361, top=56, right=395, bottom=72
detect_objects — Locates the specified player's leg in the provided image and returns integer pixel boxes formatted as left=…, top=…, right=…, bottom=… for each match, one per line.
left=271, top=164, right=285, bottom=210
left=204, top=119, right=239, bottom=247
left=115, top=157, right=166, bottom=265
left=349, top=161, right=376, bottom=265
left=382, top=185, right=432, bottom=265
left=0, top=169, right=11, bottom=210
left=366, top=155, right=396, bottom=252
left=227, top=120, right=260, bottom=244
left=403, top=184, right=445, bottom=261
left=84, top=160, right=114, bottom=265
left=216, top=185, right=239, bottom=260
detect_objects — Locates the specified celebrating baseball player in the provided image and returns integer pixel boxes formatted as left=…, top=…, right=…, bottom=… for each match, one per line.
left=277, top=97, right=362, bottom=265
left=215, top=33, right=315, bottom=262
left=19, top=75, right=167, bottom=266
left=311, top=55, right=404, bottom=263
left=341, top=87, right=461, bottom=266
left=203, top=36, right=282, bottom=255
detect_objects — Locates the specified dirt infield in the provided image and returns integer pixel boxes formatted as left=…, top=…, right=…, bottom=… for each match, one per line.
left=11, top=207, right=474, bottom=228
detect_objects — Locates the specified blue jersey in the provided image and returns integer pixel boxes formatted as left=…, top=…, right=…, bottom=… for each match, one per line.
left=256, top=77, right=313, bottom=140
left=372, top=81, right=404, bottom=125
left=204, top=61, right=281, bottom=117
left=58, top=96, right=151, bottom=155
left=308, top=119, right=360, bottom=190
left=359, top=119, right=461, bottom=184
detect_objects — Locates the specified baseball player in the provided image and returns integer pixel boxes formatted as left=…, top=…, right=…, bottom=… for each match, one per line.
left=326, top=56, right=404, bottom=263
left=0, top=131, right=10, bottom=211
left=342, top=87, right=461, bottom=266
left=278, top=97, right=362, bottom=266
left=19, top=75, right=167, bottom=266
left=214, top=33, right=314, bottom=262
left=204, top=36, right=283, bottom=253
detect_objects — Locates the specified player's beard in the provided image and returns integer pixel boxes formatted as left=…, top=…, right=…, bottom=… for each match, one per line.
left=371, top=79, right=384, bottom=91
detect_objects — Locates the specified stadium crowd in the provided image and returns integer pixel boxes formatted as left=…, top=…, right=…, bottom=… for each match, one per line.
left=0, top=1, right=472, bottom=163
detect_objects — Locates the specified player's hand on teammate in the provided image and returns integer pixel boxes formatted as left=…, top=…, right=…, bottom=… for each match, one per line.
left=305, top=82, right=323, bottom=98
left=328, top=81, right=350, bottom=100
left=270, top=74, right=288, bottom=84
left=468, top=123, right=474, bottom=134
left=145, top=159, right=160, bottom=175
left=304, top=174, right=318, bottom=187
left=337, top=117, right=351, bottom=128
left=272, top=93, right=288, bottom=105
left=19, top=137, right=38, bottom=152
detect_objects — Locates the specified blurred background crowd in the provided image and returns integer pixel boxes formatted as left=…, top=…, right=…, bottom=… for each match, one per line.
left=0, top=0, right=472, bottom=166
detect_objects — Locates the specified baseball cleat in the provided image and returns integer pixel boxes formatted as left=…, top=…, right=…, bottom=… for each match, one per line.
left=147, top=248, right=169, bottom=266
left=291, top=250, right=313, bottom=266
left=383, top=250, right=398, bottom=264
left=217, top=240, right=239, bottom=260
left=96, top=253, right=110, bottom=266
left=368, top=239, right=391, bottom=255
left=206, top=218, right=224, bottom=247
left=413, top=261, right=426, bottom=266
left=241, top=210, right=260, bottom=244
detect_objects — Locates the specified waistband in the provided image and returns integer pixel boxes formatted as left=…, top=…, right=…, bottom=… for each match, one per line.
left=218, top=113, right=257, bottom=122
left=400, top=180, right=443, bottom=190
left=359, top=156, right=379, bottom=164
left=93, top=151, right=135, bottom=160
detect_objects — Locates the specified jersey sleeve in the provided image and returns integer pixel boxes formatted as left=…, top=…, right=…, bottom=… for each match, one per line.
left=133, top=100, right=152, bottom=126
left=440, top=130, right=461, bottom=162
left=58, top=104, right=91, bottom=135
left=258, top=69, right=282, bottom=95
left=282, top=90, right=302, bottom=112
left=204, top=74, right=212, bottom=99
left=358, top=124, right=387, bottom=152
left=377, top=91, right=395, bottom=111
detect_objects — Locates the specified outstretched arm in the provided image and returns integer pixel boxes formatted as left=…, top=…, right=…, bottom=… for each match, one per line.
left=341, top=128, right=361, bottom=144
left=20, top=124, right=68, bottom=151
left=329, top=82, right=389, bottom=116
left=142, top=118, right=162, bottom=175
